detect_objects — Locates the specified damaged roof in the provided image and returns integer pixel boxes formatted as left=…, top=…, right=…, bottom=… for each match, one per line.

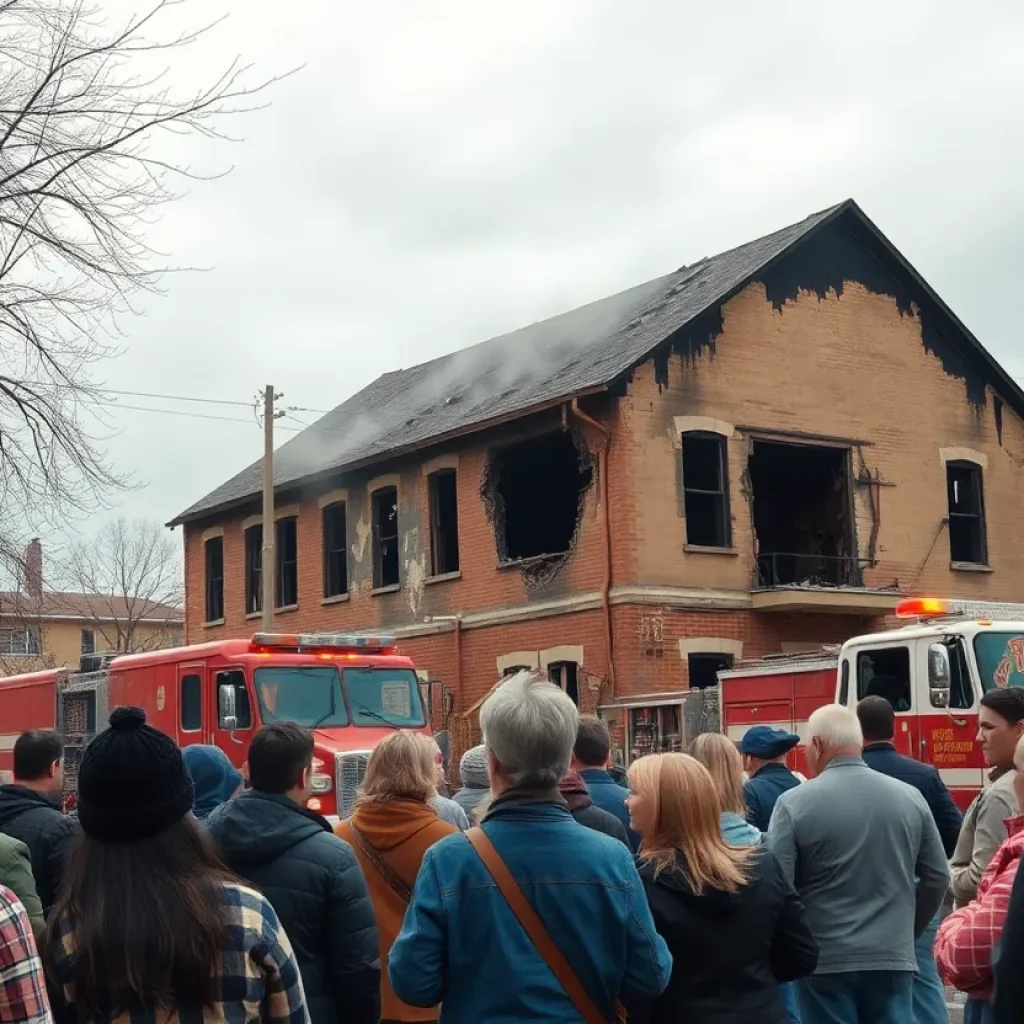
left=172, top=198, right=1023, bottom=526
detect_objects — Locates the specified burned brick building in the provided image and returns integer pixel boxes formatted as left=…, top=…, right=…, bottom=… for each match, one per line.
left=171, top=199, right=1024, bottom=767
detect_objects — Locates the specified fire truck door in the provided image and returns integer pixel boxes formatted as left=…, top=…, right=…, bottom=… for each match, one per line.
left=208, top=668, right=251, bottom=770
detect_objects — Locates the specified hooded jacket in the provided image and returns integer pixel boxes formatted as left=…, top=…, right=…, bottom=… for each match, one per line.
left=207, top=790, right=380, bottom=1024
left=451, top=745, right=489, bottom=820
left=0, top=833, right=44, bottom=937
left=558, top=773, right=630, bottom=846
left=0, top=785, right=79, bottom=916
left=632, top=848, right=817, bottom=1023
left=336, top=799, right=458, bottom=1021
left=183, top=745, right=243, bottom=821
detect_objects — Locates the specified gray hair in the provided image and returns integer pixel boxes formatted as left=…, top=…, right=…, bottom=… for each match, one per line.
left=479, top=670, right=579, bottom=788
left=807, top=704, right=863, bottom=749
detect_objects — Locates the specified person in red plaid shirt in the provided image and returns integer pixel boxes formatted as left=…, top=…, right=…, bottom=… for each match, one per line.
left=0, top=884, right=52, bottom=1024
left=935, top=734, right=1024, bottom=1024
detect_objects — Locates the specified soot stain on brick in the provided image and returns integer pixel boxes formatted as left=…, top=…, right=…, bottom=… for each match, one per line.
left=995, top=397, right=1004, bottom=446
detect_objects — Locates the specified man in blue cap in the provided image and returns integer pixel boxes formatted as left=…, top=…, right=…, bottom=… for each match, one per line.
left=739, top=725, right=802, bottom=832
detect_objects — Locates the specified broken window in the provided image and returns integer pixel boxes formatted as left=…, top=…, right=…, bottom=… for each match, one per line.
left=947, top=461, right=987, bottom=565
left=486, top=430, right=593, bottom=566
left=245, top=525, right=262, bottom=614
left=276, top=517, right=298, bottom=608
left=681, top=432, right=730, bottom=547
left=322, top=502, right=348, bottom=598
left=548, top=661, right=579, bottom=706
left=372, top=486, right=399, bottom=589
left=688, top=652, right=733, bottom=689
left=749, top=440, right=855, bottom=587
left=429, top=470, right=460, bottom=576
left=204, top=536, right=224, bottom=622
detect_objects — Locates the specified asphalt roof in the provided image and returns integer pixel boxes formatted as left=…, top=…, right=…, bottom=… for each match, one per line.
left=171, top=198, right=1022, bottom=526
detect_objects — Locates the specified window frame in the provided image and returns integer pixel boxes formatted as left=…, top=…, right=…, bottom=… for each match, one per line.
left=0, top=627, right=41, bottom=657
left=180, top=673, right=203, bottom=733
left=428, top=469, right=460, bottom=577
left=371, top=486, right=400, bottom=589
left=80, top=628, right=95, bottom=656
left=244, top=524, right=263, bottom=615
left=204, top=536, right=224, bottom=623
left=275, top=516, right=298, bottom=609
left=946, top=460, right=988, bottom=566
left=855, top=645, right=913, bottom=711
left=680, top=431, right=731, bottom=548
left=321, top=501, right=349, bottom=599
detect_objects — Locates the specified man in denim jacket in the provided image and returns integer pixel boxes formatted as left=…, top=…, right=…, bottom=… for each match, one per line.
left=390, top=671, right=672, bottom=1022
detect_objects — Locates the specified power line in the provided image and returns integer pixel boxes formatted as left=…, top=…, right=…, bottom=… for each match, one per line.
left=88, top=401, right=305, bottom=430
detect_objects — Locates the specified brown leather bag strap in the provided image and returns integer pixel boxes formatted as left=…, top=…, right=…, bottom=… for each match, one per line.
left=347, top=822, right=413, bottom=904
left=467, top=826, right=622, bottom=1024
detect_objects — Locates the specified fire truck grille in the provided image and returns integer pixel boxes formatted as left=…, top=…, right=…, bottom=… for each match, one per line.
left=335, top=753, right=370, bottom=818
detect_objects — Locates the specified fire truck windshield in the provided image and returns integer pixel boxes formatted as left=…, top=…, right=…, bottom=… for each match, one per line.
left=973, top=632, right=1024, bottom=691
left=343, top=668, right=426, bottom=727
left=254, top=667, right=348, bottom=727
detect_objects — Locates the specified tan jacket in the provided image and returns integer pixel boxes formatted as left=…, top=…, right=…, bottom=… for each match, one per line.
left=950, top=767, right=1019, bottom=908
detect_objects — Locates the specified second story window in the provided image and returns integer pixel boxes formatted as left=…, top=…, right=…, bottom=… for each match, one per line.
left=276, top=517, right=298, bottom=608
left=80, top=628, right=95, bottom=656
left=372, top=486, right=399, bottom=589
left=681, top=432, right=730, bottom=548
left=245, top=524, right=262, bottom=614
left=204, top=536, right=224, bottom=622
left=322, top=502, right=348, bottom=598
left=428, top=469, right=460, bottom=576
left=947, top=461, right=987, bottom=566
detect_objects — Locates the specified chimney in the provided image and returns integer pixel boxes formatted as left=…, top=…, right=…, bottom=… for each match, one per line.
left=24, top=539, right=42, bottom=601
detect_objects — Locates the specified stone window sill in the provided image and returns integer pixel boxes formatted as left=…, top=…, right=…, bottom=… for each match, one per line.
left=684, top=544, right=740, bottom=556
left=203, top=618, right=225, bottom=629
left=425, top=571, right=461, bottom=586
left=950, top=561, right=994, bottom=574
left=372, top=584, right=401, bottom=596
left=321, top=593, right=350, bottom=606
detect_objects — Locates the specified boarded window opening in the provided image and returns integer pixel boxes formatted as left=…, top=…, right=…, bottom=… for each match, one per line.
left=276, top=517, right=298, bottom=608
left=322, top=502, right=348, bottom=598
left=947, top=461, right=987, bottom=565
left=245, top=525, right=262, bottom=614
left=486, top=431, right=593, bottom=570
left=688, top=652, right=733, bottom=689
left=205, top=536, right=224, bottom=622
left=682, top=433, right=730, bottom=547
left=548, top=661, right=579, bottom=706
left=372, top=486, right=399, bottom=588
left=749, top=441, right=855, bottom=587
left=429, top=470, right=460, bottom=576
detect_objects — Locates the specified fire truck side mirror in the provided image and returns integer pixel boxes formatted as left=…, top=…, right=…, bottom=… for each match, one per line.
left=218, top=683, right=238, bottom=734
left=928, top=643, right=952, bottom=708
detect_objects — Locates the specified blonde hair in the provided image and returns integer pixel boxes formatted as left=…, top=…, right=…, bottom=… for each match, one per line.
left=689, top=733, right=747, bottom=816
left=356, top=731, right=438, bottom=805
left=628, top=753, right=754, bottom=894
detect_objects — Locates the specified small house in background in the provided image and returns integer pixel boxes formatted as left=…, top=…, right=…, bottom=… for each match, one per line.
left=0, top=539, right=183, bottom=675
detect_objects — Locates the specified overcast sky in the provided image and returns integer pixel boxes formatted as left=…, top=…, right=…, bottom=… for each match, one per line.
left=70, top=0, right=1024, bottom=554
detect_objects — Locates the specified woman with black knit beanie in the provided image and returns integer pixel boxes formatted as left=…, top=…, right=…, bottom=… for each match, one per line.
left=44, top=707, right=311, bottom=1024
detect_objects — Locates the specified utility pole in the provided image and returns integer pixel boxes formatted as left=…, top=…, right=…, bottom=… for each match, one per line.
left=261, top=384, right=276, bottom=632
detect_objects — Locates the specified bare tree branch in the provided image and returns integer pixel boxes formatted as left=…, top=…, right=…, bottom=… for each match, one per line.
left=0, top=0, right=290, bottom=536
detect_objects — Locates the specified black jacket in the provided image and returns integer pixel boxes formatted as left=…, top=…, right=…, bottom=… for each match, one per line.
left=558, top=773, right=630, bottom=846
left=862, top=742, right=963, bottom=855
left=207, top=791, right=380, bottom=1024
left=0, top=786, right=79, bottom=916
left=995, top=861, right=1024, bottom=1023
left=631, top=848, right=817, bottom=1024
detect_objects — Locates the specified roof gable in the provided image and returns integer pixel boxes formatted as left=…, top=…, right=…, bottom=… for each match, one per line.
left=172, top=199, right=1022, bottom=525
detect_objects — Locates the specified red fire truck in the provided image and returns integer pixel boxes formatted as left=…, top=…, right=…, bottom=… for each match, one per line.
left=719, top=597, right=1024, bottom=811
left=0, top=632, right=430, bottom=820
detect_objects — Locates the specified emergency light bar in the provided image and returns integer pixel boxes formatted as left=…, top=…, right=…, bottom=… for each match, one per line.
left=251, top=632, right=397, bottom=652
left=895, top=597, right=1024, bottom=621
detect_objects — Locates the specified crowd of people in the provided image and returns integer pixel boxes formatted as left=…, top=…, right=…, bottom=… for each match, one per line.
left=0, top=672, right=1023, bottom=1022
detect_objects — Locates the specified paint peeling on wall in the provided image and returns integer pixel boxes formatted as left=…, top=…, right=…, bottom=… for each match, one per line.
left=353, top=514, right=371, bottom=564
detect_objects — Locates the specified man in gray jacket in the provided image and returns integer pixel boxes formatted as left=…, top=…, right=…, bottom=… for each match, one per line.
left=767, top=704, right=949, bottom=1024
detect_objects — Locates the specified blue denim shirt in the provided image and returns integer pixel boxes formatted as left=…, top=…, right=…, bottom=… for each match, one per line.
left=580, top=768, right=642, bottom=852
left=389, top=793, right=672, bottom=1022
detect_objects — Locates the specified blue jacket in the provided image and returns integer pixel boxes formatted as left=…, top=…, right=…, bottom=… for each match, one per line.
left=861, top=742, right=963, bottom=856
left=580, top=768, right=642, bottom=852
left=183, top=745, right=243, bottom=821
left=743, top=763, right=801, bottom=833
left=389, top=794, right=672, bottom=1022
left=722, top=811, right=763, bottom=846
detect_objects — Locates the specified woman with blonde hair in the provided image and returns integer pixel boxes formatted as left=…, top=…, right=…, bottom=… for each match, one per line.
left=690, top=732, right=763, bottom=846
left=626, top=753, right=817, bottom=1023
left=336, top=731, right=458, bottom=1024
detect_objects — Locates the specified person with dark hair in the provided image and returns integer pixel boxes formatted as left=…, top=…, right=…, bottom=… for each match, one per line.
left=45, top=707, right=308, bottom=1023
left=856, top=695, right=961, bottom=1024
left=0, top=731, right=78, bottom=917
left=738, top=726, right=802, bottom=832
left=950, top=689, right=1024, bottom=910
left=572, top=714, right=639, bottom=850
left=207, top=722, right=380, bottom=1024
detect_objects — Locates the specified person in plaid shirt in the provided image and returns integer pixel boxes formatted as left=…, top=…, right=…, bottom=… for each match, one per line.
left=0, top=885, right=51, bottom=1024
left=44, top=707, right=310, bottom=1024
left=935, top=734, right=1024, bottom=1024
